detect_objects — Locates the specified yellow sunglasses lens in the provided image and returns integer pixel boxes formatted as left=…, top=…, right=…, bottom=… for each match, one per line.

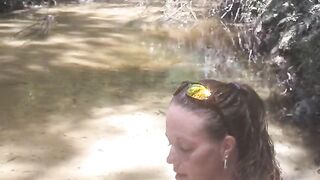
left=186, top=84, right=211, bottom=100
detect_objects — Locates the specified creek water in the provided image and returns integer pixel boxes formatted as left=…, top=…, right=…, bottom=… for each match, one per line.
left=0, top=2, right=318, bottom=180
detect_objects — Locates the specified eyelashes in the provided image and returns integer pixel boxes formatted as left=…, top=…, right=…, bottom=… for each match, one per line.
left=168, top=142, right=193, bottom=153
left=165, top=134, right=193, bottom=153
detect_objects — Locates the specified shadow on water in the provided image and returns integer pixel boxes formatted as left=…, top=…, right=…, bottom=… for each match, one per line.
left=0, top=3, right=177, bottom=180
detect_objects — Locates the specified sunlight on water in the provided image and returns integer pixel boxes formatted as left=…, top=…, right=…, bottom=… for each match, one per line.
left=80, top=112, right=171, bottom=176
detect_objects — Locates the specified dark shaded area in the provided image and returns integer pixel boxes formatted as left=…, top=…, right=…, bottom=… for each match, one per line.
left=259, top=1, right=320, bottom=134
left=213, top=0, right=320, bottom=134
left=0, top=0, right=58, bottom=13
left=0, top=0, right=157, bottom=14
left=0, top=0, right=25, bottom=13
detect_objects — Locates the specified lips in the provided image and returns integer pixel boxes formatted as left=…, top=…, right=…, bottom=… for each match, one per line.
left=175, top=173, right=187, bottom=180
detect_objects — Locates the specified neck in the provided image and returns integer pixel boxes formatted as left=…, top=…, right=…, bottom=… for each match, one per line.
left=222, top=169, right=235, bottom=180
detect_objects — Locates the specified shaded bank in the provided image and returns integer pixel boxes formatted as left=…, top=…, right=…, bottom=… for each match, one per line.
left=197, top=0, right=320, bottom=133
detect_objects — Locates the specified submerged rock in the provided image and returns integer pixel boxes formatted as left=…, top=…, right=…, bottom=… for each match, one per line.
left=293, top=96, right=320, bottom=132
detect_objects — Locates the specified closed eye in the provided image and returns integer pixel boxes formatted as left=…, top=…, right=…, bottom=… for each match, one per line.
left=177, top=143, right=193, bottom=152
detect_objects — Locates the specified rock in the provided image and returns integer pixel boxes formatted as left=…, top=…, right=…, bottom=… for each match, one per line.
left=292, top=96, right=320, bottom=129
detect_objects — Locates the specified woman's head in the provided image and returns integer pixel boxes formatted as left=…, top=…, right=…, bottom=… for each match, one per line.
left=165, top=79, right=281, bottom=180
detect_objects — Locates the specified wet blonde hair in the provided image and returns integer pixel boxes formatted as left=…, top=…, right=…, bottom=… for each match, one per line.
left=171, top=79, right=281, bottom=180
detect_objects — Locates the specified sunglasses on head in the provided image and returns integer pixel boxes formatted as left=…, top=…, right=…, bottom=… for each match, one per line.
left=173, top=81, right=243, bottom=133
left=174, top=81, right=212, bottom=100
left=173, top=80, right=225, bottom=117
left=174, top=81, right=242, bottom=103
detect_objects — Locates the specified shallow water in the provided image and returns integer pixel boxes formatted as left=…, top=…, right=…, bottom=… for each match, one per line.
left=0, top=2, right=318, bottom=180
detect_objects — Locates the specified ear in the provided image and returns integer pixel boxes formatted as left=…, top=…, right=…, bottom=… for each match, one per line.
left=220, top=135, right=236, bottom=159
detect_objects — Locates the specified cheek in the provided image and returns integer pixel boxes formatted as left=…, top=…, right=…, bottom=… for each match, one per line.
left=193, top=146, right=220, bottom=166
left=185, top=146, right=222, bottom=179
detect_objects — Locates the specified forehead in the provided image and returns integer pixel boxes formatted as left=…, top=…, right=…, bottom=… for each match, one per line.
left=166, top=104, right=208, bottom=139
